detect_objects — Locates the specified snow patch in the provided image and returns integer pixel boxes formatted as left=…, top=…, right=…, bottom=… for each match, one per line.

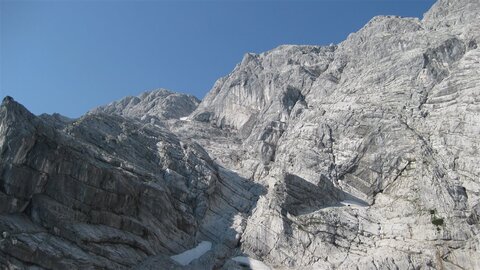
left=170, top=241, right=212, bottom=266
left=232, top=256, right=271, bottom=270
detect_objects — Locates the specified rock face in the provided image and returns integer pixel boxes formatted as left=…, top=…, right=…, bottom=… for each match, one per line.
left=1, top=0, right=480, bottom=269
left=91, top=88, right=200, bottom=121
left=0, top=96, right=261, bottom=269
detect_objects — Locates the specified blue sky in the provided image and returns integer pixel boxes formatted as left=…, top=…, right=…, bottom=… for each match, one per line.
left=1, top=0, right=435, bottom=117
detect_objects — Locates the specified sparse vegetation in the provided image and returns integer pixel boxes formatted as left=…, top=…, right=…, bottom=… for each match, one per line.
left=429, top=209, right=444, bottom=228
left=431, top=217, right=444, bottom=226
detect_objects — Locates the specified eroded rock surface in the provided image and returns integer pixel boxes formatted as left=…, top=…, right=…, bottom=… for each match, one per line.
left=91, top=89, right=200, bottom=121
left=0, top=97, right=260, bottom=269
left=1, top=0, right=480, bottom=269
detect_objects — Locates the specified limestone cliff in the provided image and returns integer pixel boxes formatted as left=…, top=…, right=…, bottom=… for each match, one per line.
left=1, top=0, right=479, bottom=269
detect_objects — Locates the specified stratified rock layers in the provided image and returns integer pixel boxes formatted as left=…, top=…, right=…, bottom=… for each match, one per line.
left=1, top=0, right=480, bottom=269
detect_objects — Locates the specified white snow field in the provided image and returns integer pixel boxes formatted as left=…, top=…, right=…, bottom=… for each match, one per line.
left=170, top=241, right=212, bottom=266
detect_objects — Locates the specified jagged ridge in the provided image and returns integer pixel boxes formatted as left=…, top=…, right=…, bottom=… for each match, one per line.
left=1, top=0, right=480, bottom=269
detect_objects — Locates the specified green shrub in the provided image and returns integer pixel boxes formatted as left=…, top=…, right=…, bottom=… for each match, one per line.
left=432, top=217, right=444, bottom=226
left=429, top=209, right=444, bottom=227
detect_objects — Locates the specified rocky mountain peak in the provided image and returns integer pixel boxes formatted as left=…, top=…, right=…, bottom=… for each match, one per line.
left=1, top=0, right=480, bottom=269
left=2, top=95, right=13, bottom=104
left=1, top=96, right=27, bottom=115
left=91, top=88, right=200, bottom=121
left=0, top=96, right=37, bottom=130
left=192, top=44, right=335, bottom=130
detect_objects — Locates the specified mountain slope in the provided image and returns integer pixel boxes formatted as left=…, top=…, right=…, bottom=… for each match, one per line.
left=0, top=96, right=260, bottom=269
left=1, top=0, right=480, bottom=269
left=91, top=88, right=200, bottom=121
left=189, top=0, right=480, bottom=268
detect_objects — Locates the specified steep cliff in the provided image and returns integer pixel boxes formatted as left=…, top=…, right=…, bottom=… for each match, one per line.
left=1, top=0, right=480, bottom=269
left=0, top=96, right=260, bottom=269
left=191, top=0, right=480, bottom=268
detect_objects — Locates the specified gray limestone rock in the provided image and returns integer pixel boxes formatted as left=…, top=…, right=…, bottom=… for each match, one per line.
left=0, top=97, right=260, bottom=269
left=90, top=88, right=200, bottom=121
left=1, top=0, right=480, bottom=269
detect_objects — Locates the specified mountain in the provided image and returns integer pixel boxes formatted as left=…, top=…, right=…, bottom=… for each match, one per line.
left=1, top=0, right=480, bottom=269
left=91, top=88, right=200, bottom=121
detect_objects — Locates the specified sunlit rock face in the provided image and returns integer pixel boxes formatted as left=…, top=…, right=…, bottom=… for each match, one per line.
left=90, top=88, right=200, bottom=121
left=1, top=0, right=480, bottom=269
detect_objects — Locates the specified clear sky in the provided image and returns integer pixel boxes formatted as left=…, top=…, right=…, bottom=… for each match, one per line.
left=1, top=0, right=435, bottom=118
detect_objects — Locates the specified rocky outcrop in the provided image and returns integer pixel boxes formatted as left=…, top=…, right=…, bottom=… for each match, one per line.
left=91, top=89, right=200, bottom=121
left=1, top=0, right=480, bottom=269
left=423, top=0, right=480, bottom=30
left=0, top=96, right=260, bottom=269
left=191, top=45, right=335, bottom=132
left=189, top=0, right=480, bottom=268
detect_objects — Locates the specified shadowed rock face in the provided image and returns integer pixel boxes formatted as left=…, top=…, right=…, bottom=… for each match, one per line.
left=0, top=97, right=263, bottom=269
left=1, top=0, right=480, bottom=269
